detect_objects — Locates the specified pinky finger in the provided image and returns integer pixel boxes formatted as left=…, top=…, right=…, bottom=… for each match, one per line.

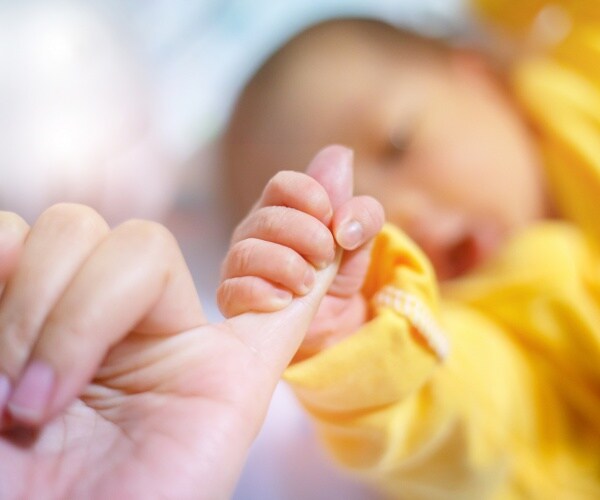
left=217, top=277, right=293, bottom=318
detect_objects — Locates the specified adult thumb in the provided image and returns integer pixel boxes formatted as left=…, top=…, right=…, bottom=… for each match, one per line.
left=306, top=144, right=354, bottom=211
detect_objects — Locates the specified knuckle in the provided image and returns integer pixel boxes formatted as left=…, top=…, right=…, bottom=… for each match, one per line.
left=247, top=278, right=264, bottom=303
left=220, top=249, right=237, bottom=281
left=282, top=250, right=303, bottom=277
left=44, top=311, right=92, bottom=345
left=0, top=211, right=29, bottom=234
left=216, top=282, right=232, bottom=316
left=219, top=256, right=229, bottom=281
left=255, top=207, right=282, bottom=238
left=263, top=173, right=285, bottom=201
left=309, top=223, right=334, bottom=253
left=232, top=204, right=266, bottom=240
left=305, top=185, right=330, bottom=216
left=8, top=312, right=38, bottom=338
left=360, top=196, right=386, bottom=232
left=266, top=170, right=296, bottom=192
left=264, top=171, right=308, bottom=203
left=231, top=226, right=242, bottom=244
left=1, top=314, right=38, bottom=346
left=230, top=240, right=257, bottom=276
left=235, top=207, right=281, bottom=242
left=217, top=278, right=255, bottom=318
left=39, top=203, right=108, bottom=239
left=117, top=219, right=176, bottom=254
left=0, top=317, right=40, bottom=374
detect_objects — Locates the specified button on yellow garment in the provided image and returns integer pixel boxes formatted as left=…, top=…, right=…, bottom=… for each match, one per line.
left=285, top=1, right=600, bottom=498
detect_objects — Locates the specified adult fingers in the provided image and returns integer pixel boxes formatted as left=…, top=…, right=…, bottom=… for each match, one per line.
left=0, top=204, right=110, bottom=379
left=3, top=219, right=205, bottom=427
left=306, top=145, right=354, bottom=211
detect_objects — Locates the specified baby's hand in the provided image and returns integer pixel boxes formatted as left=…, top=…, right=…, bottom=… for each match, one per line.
left=218, top=145, right=384, bottom=361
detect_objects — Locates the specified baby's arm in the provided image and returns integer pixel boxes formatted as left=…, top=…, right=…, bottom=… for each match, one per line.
left=220, top=148, right=591, bottom=497
left=218, top=145, right=384, bottom=360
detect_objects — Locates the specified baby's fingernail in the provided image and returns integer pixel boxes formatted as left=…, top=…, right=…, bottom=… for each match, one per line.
left=337, top=220, right=364, bottom=250
left=272, top=288, right=293, bottom=308
left=315, top=249, right=335, bottom=270
left=7, top=360, right=55, bottom=426
left=300, top=269, right=315, bottom=294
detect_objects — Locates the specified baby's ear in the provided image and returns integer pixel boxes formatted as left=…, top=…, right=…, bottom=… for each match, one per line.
left=305, top=145, right=354, bottom=211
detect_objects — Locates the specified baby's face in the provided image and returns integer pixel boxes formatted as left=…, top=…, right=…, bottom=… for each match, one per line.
left=273, top=49, right=548, bottom=280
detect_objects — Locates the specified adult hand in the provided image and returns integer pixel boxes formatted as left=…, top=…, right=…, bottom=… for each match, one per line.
left=219, top=145, right=384, bottom=361
left=0, top=150, right=347, bottom=499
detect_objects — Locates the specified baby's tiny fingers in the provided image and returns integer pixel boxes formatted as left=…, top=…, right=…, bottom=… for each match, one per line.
left=222, top=239, right=315, bottom=297
left=256, top=171, right=333, bottom=226
left=217, top=277, right=293, bottom=318
left=332, top=196, right=385, bottom=251
left=233, top=207, right=335, bottom=269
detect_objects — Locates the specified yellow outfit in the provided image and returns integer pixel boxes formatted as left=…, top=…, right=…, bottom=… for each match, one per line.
left=285, top=2, right=600, bottom=498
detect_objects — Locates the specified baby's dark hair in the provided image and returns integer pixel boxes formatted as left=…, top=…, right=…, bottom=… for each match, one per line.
left=221, top=17, right=448, bottom=223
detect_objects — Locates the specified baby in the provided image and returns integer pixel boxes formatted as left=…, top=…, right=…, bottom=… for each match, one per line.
left=222, top=17, right=551, bottom=281
left=221, top=9, right=600, bottom=500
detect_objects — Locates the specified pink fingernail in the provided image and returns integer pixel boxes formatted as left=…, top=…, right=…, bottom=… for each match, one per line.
left=0, top=374, right=11, bottom=414
left=338, top=220, right=364, bottom=250
left=8, top=360, right=55, bottom=425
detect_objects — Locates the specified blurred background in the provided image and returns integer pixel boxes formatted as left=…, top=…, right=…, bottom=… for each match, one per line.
left=0, top=1, right=470, bottom=498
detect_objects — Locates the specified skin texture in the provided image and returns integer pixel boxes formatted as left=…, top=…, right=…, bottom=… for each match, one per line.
left=224, top=19, right=551, bottom=281
left=0, top=146, right=382, bottom=499
left=219, top=145, right=384, bottom=361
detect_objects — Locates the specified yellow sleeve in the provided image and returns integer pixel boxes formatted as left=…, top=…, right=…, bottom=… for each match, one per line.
left=284, top=223, right=600, bottom=499
left=284, top=225, right=442, bottom=456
